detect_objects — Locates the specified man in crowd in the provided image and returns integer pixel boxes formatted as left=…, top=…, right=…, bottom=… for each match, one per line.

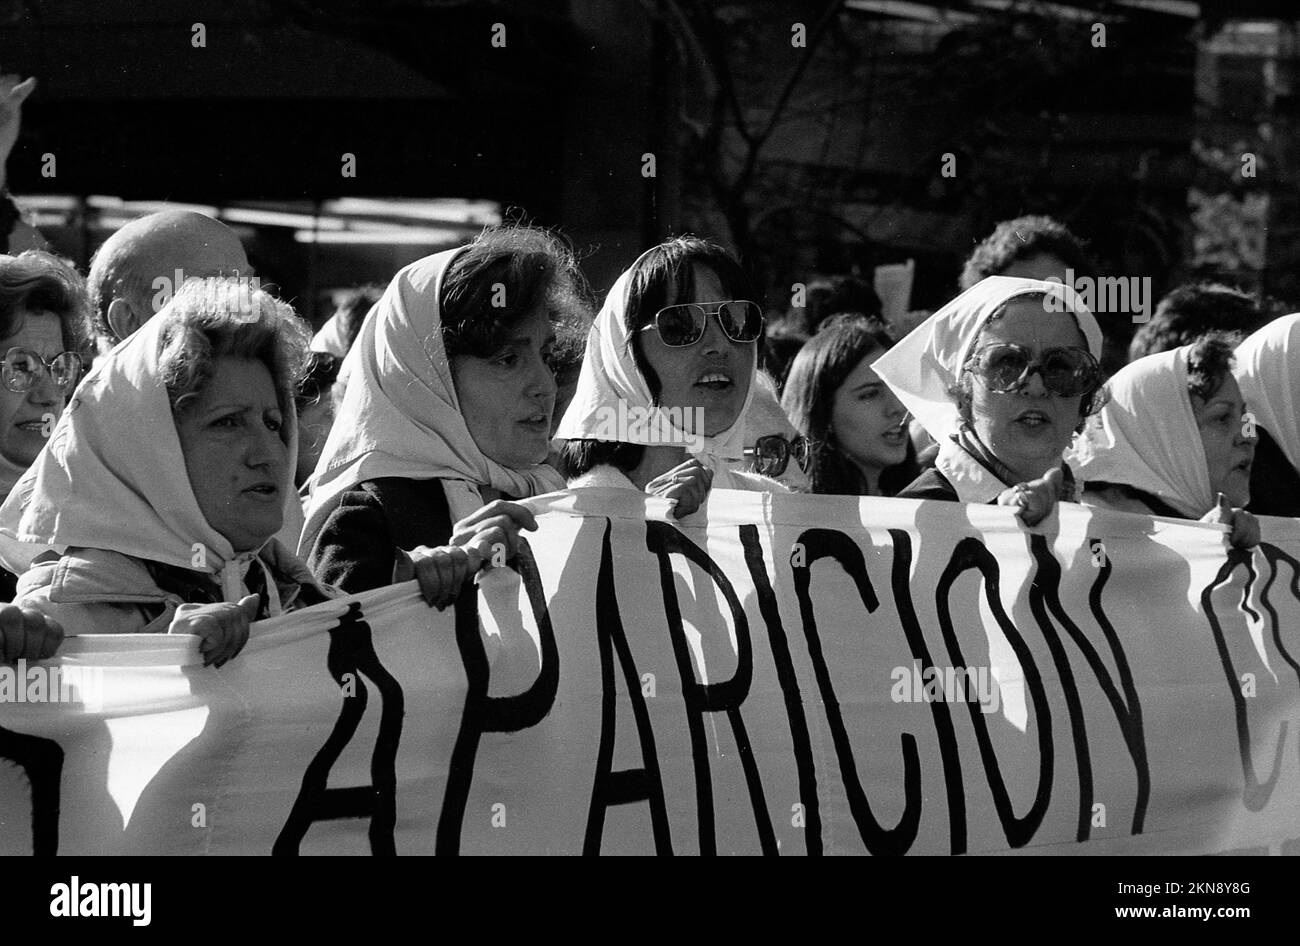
left=88, top=209, right=252, bottom=352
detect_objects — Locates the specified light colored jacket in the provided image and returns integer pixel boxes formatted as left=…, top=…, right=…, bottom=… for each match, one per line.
left=15, top=541, right=335, bottom=638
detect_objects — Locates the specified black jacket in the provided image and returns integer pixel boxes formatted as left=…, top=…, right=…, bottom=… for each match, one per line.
left=306, top=477, right=456, bottom=594
left=1247, top=426, right=1300, bottom=518
left=895, top=467, right=960, bottom=501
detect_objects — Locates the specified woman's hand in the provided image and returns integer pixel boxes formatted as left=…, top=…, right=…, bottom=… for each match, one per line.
left=399, top=500, right=541, bottom=609
left=1201, top=493, right=1261, bottom=549
left=449, top=499, right=539, bottom=565
left=645, top=458, right=714, bottom=518
left=169, top=594, right=260, bottom=667
left=399, top=544, right=481, bottom=610
left=997, top=467, right=1063, bottom=527
left=0, top=605, right=64, bottom=662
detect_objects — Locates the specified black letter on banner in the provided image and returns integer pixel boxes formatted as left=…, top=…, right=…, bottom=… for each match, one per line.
left=738, top=524, right=822, bottom=854
left=1202, top=550, right=1287, bottom=811
left=274, top=601, right=405, bottom=855
left=585, top=518, right=672, bottom=855
left=436, top=539, right=559, bottom=854
left=645, top=521, right=777, bottom=856
left=888, top=529, right=967, bottom=854
left=1256, top=543, right=1300, bottom=703
left=790, top=528, right=921, bottom=855
left=935, top=538, right=1053, bottom=849
left=1024, top=535, right=1096, bottom=842
left=1079, top=535, right=1150, bottom=834
left=0, top=727, right=63, bottom=855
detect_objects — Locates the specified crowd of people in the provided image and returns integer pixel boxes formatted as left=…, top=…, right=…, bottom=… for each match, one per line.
left=0, top=77, right=1297, bottom=668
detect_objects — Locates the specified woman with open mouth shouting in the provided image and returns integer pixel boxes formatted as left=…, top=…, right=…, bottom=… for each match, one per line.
left=555, top=236, right=787, bottom=516
left=781, top=313, right=920, bottom=496
left=1072, top=333, right=1260, bottom=549
left=873, top=276, right=1107, bottom=525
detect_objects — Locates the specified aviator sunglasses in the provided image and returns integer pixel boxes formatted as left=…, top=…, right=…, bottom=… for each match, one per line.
left=639, top=300, right=764, bottom=348
left=744, top=434, right=813, bottom=478
left=967, top=343, right=1101, bottom=398
left=2, top=347, right=83, bottom=396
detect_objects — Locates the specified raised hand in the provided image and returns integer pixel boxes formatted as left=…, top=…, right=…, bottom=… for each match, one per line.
left=0, top=72, right=36, bottom=168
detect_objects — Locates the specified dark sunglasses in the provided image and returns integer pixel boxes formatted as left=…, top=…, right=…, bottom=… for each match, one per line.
left=639, top=300, right=764, bottom=348
left=2, top=347, right=83, bottom=396
left=967, top=343, right=1101, bottom=398
left=744, top=434, right=813, bottom=478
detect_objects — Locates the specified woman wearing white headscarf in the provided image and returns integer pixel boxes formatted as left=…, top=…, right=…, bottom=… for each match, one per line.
left=0, top=279, right=331, bottom=664
left=872, top=276, right=1105, bottom=523
left=1235, top=313, right=1300, bottom=517
left=555, top=236, right=786, bottom=512
left=1073, top=334, right=1259, bottom=547
left=301, top=227, right=584, bottom=594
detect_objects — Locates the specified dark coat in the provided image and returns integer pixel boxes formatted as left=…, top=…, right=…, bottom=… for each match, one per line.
left=306, top=477, right=456, bottom=594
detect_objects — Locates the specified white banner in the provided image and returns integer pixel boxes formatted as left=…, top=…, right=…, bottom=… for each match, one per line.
left=2, top=489, right=1299, bottom=855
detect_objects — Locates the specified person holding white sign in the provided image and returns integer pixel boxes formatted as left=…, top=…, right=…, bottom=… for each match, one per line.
left=1073, top=334, right=1260, bottom=548
left=301, top=226, right=588, bottom=596
left=873, top=276, right=1106, bottom=526
left=555, top=236, right=786, bottom=514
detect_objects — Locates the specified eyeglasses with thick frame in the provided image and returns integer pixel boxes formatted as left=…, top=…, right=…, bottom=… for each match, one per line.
left=2, top=347, right=83, bottom=396
left=966, top=343, right=1101, bottom=398
left=744, top=433, right=813, bottom=478
left=637, top=300, right=764, bottom=348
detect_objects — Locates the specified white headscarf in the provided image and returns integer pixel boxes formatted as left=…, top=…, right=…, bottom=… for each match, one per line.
left=1070, top=345, right=1213, bottom=518
left=871, top=275, right=1103, bottom=443
left=309, top=310, right=351, bottom=359
left=0, top=298, right=302, bottom=604
left=1235, top=312, right=1300, bottom=473
left=299, top=248, right=565, bottom=556
left=553, top=248, right=757, bottom=466
left=871, top=276, right=1102, bottom=499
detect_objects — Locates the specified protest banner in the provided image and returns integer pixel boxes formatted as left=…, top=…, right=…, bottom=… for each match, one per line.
left=2, top=489, right=1298, bottom=855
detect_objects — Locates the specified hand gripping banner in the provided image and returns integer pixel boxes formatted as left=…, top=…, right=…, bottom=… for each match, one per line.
left=2, top=489, right=1299, bottom=855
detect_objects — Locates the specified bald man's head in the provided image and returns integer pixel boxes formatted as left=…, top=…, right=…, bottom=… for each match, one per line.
left=87, top=210, right=251, bottom=348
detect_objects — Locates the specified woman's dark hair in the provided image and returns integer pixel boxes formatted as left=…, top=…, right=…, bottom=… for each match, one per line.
left=1130, top=283, right=1263, bottom=362
left=439, top=224, right=592, bottom=359
left=0, top=250, right=94, bottom=354
left=949, top=293, right=1108, bottom=433
left=334, top=284, right=383, bottom=353
left=1185, top=330, right=1239, bottom=403
left=295, top=350, right=341, bottom=413
left=559, top=236, right=759, bottom=480
left=781, top=313, right=918, bottom=495
left=960, top=215, right=1096, bottom=291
